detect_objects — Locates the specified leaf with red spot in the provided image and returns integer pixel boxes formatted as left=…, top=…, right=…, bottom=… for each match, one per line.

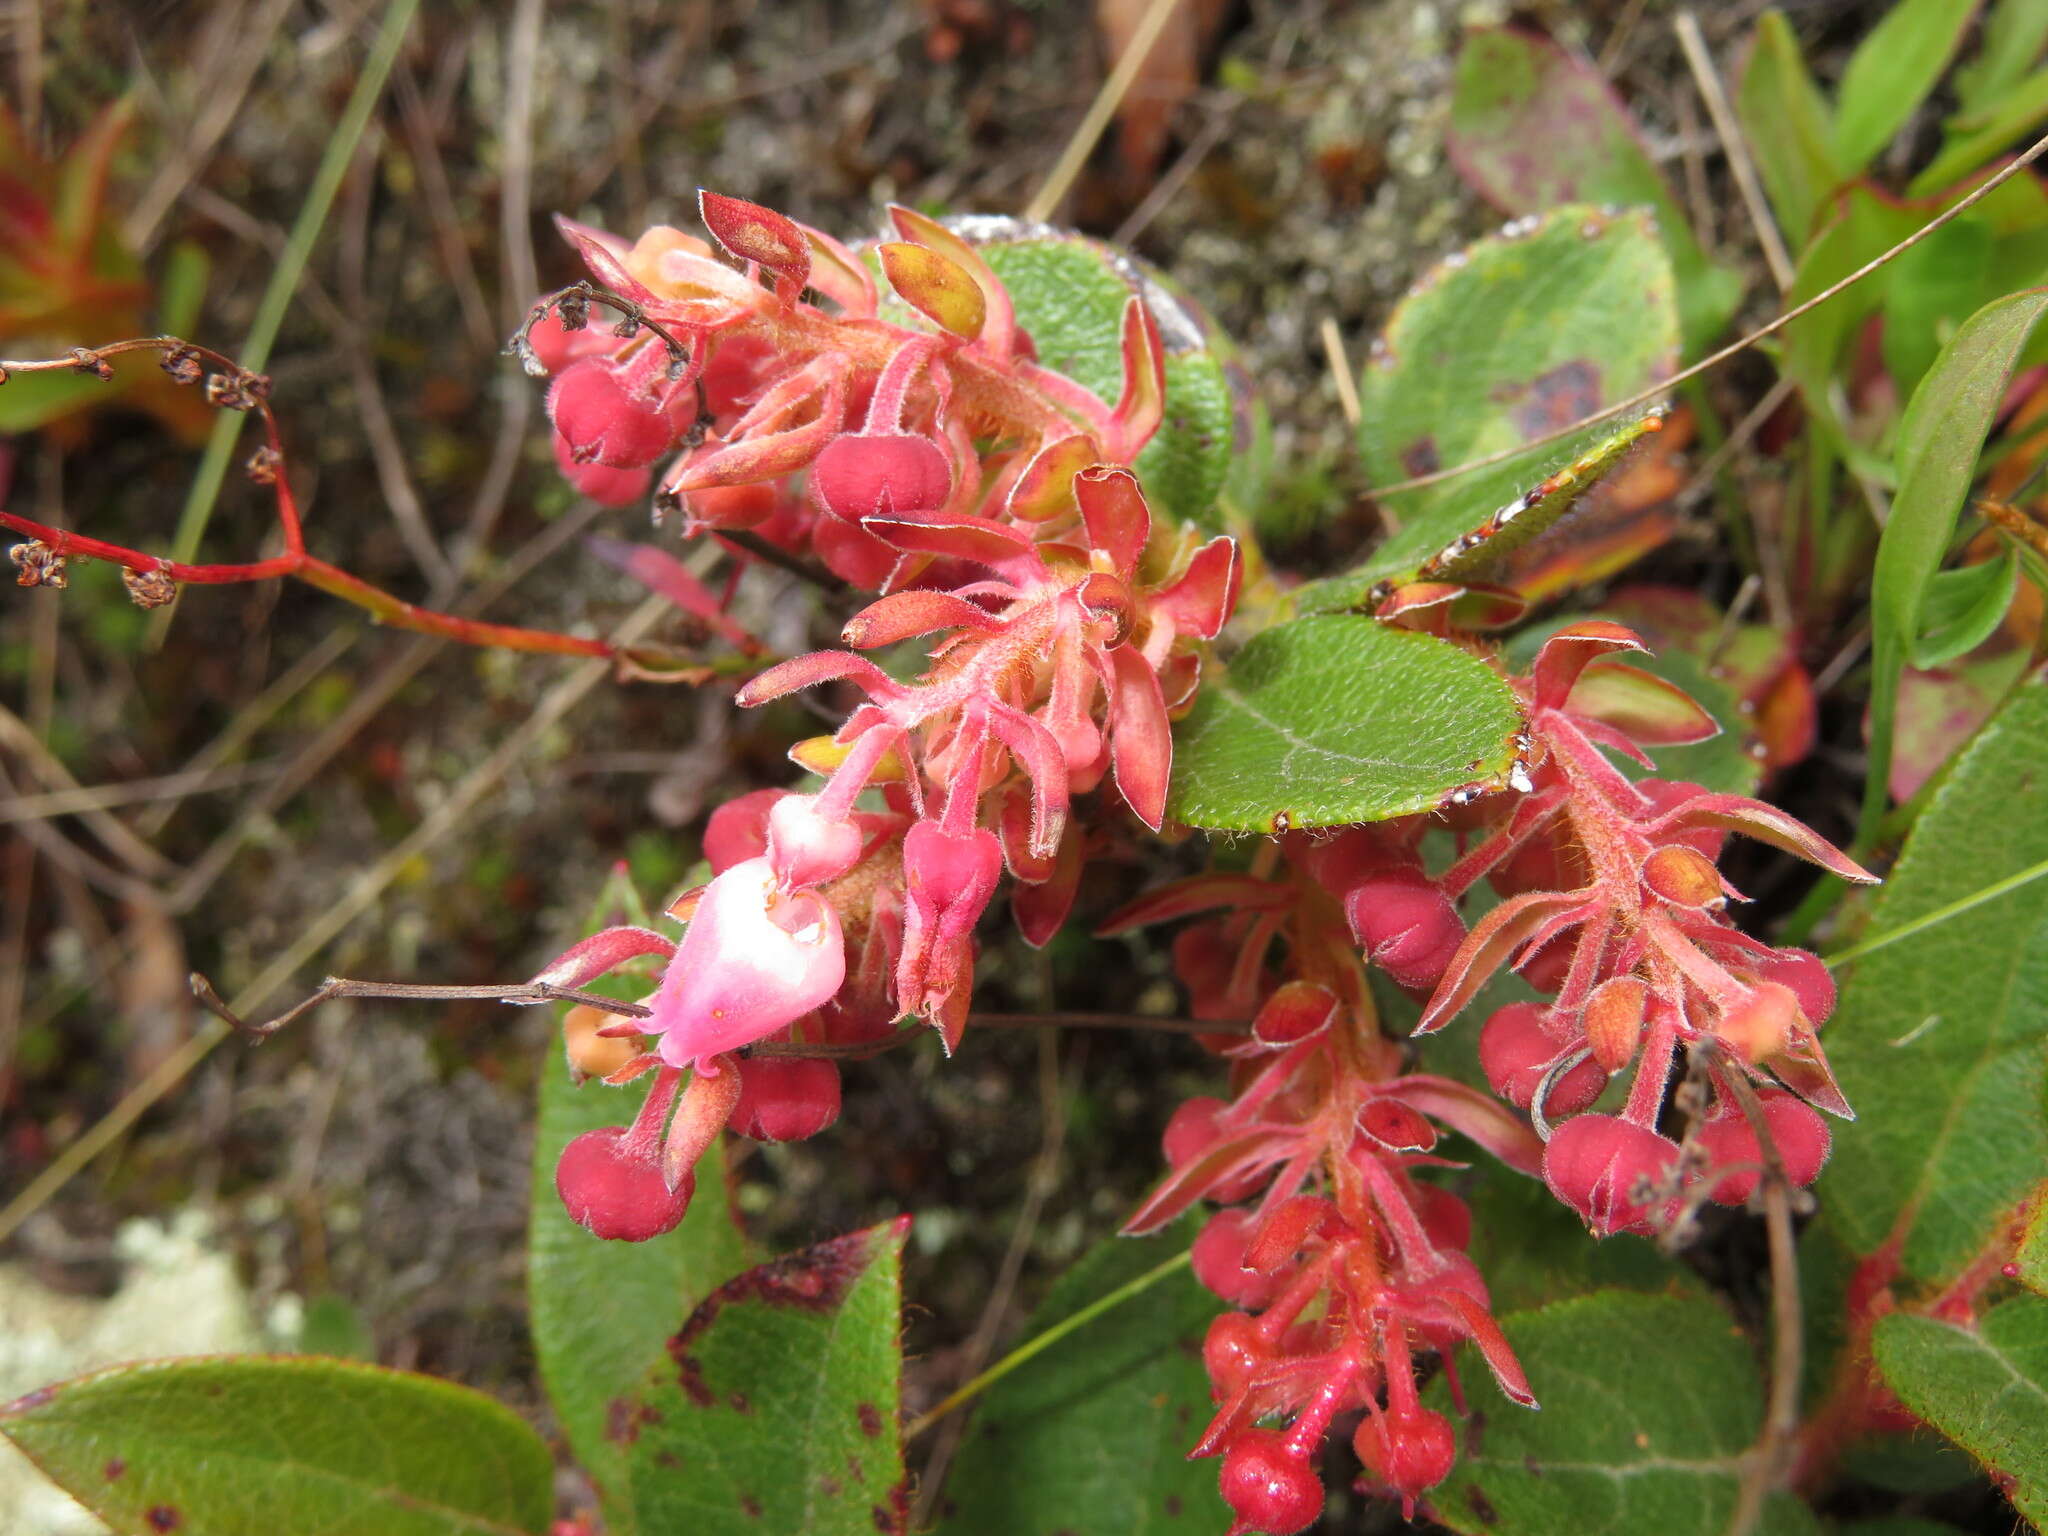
left=615, top=1220, right=911, bottom=1535
left=697, top=191, right=811, bottom=293
left=528, top=871, right=755, bottom=1532
left=0, top=1357, right=554, bottom=1536
left=879, top=241, right=986, bottom=340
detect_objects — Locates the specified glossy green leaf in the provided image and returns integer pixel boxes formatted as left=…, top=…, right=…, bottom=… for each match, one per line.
left=1911, top=551, right=2018, bottom=669
left=1447, top=27, right=1742, bottom=353
left=938, top=1222, right=1218, bottom=1536
left=1834, top=0, right=1981, bottom=171
left=1348, top=206, right=1678, bottom=592
left=528, top=875, right=752, bottom=1525
left=1872, top=1296, right=2048, bottom=1526
left=976, top=231, right=1240, bottom=530
left=617, top=1220, right=909, bottom=1535
left=1736, top=11, right=1842, bottom=243
left=1167, top=615, right=1525, bottom=832
left=0, top=1356, right=553, bottom=1536
left=1865, top=288, right=2048, bottom=838
left=1827, top=674, right=2048, bottom=1286
left=1426, top=1291, right=1817, bottom=1536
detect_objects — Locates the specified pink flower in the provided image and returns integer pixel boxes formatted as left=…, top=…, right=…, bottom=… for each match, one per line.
left=647, top=856, right=846, bottom=1069
left=896, top=821, right=1002, bottom=1048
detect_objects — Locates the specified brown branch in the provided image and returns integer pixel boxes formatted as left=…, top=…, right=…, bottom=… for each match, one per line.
left=189, top=971, right=654, bottom=1040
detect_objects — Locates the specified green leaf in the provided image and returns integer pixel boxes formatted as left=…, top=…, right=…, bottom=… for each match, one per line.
left=1453, top=1172, right=1702, bottom=1314
left=1349, top=205, right=1677, bottom=593
left=1736, top=11, right=1843, bottom=243
left=1865, top=287, right=2048, bottom=840
left=528, top=875, right=753, bottom=1525
left=1911, top=551, right=2018, bottom=669
left=0, top=1356, right=553, bottom=1536
left=1880, top=219, right=1995, bottom=400
left=1167, top=615, right=1525, bottom=832
left=1426, top=1291, right=1818, bottom=1536
left=1912, top=66, right=2048, bottom=198
left=1953, top=0, right=2048, bottom=123
left=976, top=231, right=1240, bottom=530
left=1833, top=0, right=1981, bottom=171
left=158, top=239, right=210, bottom=335
left=938, top=1222, right=1219, bottom=1536
left=1827, top=673, right=2048, bottom=1286
left=2017, top=1192, right=2048, bottom=1294
left=617, top=1220, right=909, bottom=1535
left=1447, top=27, right=1742, bottom=354
left=1872, top=1296, right=2048, bottom=1525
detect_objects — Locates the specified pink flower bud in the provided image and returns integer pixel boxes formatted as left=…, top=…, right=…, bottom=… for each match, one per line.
left=1344, top=868, right=1464, bottom=992
left=1697, top=1091, right=1831, bottom=1205
left=1479, top=1003, right=1604, bottom=1115
left=555, top=1126, right=694, bottom=1242
left=810, top=432, right=952, bottom=520
left=649, top=856, right=846, bottom=1069
left=1756, top=946, right=1835, bottom=1026
left=1541, top=1114, right=1681, bottom=1236
left=702, top=788, right=786, bottom=873
left=766, top=792, right=865, bottom=889
left=549, top=356, right=677, bottom=468
left=729, top=1056, right=843, bottom=1142
left=896, top=821, right=1003, bottom=1039
left=551, top=432, right=651, bottom=507
left=1192, top=1209, right=1285, bottom=1309
left=1717, top=980, right=1801, bottom=1063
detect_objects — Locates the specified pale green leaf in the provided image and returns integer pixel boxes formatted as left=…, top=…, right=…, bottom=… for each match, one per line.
left=1427, top=1291, right=1818, bottom=1536
left=1347, top=206, right=1679, bottom=592
left=1872, top=1296, right=2048, bottom=1526
left=1827, top=674, right=2048, bottom=1286
left=1167, top=615, right=1525, bottom=832
left=1834, top=0, right=1981, bottom=171
left=0, top=1357, right=552, bottom=1536
left=1736, top=11, right=1842, bottom=242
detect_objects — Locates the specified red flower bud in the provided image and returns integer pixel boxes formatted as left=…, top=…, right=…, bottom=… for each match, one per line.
left=1697, top=1090, right=1831, bottom=1205
left=551, top=432, right=651, bottom=507
left=555, top=1126, right=694, bottom=1242
left=1479, top=1003, right=1604, bottom=1116
left=549, top=356, right=676, bottom=469
left=729, top=1056, right=843, bottom=1143
left=1202, top=1311, right=1269, bottom=1401
left=810, top=432, right=952, bottom=520
left=1218, top=1429, right=1323, bottom=1536
left=1541, top=1114, right=1680, bottom=1237
left=1193, top=1209, right=1286, bottom=1309
left=1345, top=867, right=1465, bottom=992
left=1353, top=1405, right=1457, bottom=1517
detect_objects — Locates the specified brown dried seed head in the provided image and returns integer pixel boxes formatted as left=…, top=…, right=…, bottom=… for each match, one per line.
left=122, top=566, right=178, bottom=609
left=246, top=446, right=282, bottom=486
left=70, top=347, right=114, bottom=381
left=161, top=344, right=205, bottom=385
left=9, top=540, right=69, bottom=589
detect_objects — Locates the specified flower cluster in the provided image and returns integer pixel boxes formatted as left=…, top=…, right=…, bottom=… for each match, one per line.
left=1412, top=622, right=1873, bottom=1238
left=515, top=193, right=1241, bottom=1238
left=1106, top=840, right=1538, bottom=1532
